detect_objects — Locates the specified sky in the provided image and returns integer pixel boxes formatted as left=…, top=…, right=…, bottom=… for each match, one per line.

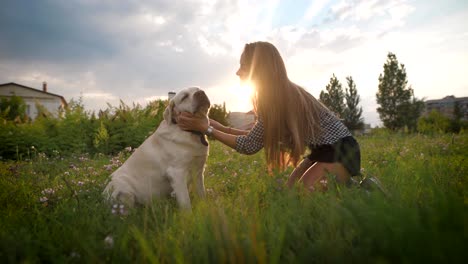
left=1, top=0, right=467, bottom=126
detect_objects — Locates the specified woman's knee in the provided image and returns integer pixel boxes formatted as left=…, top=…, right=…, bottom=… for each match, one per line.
left=300, top=162, right=351, bottom=191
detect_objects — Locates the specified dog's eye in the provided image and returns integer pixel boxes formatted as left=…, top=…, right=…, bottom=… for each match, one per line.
left=181, top=94, right=189, bottom=101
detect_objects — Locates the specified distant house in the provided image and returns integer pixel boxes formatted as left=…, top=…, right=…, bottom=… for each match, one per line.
left=424, top=95, right=468, bottom=121
left=0, top=82, right=67, bottom=120
left=227, top=110, right=256, bottom=130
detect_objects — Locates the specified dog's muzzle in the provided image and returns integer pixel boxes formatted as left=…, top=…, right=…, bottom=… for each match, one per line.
left=194, top=90, right=210, bottom=112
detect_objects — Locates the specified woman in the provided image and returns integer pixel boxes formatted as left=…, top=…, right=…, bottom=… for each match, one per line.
left=177, top=41, right=360, bottom=191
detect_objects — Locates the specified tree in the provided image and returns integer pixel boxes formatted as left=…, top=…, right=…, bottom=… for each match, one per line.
left=343, top=76, right=364, bottom=130
left=320, top=74, right=345, bottom=118
left=404, top=96, right=425, bottom=131
left=209, top=102, right=229, bottom=126
left=376, top=52, right=423, bottom=131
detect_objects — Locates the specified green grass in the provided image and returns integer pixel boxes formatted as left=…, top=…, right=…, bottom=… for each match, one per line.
left=0, top=133, right=466, bottom=263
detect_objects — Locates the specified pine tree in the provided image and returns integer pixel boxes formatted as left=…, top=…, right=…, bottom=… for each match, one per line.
left=376, top=52, right=423, bottom=130
left=343, top=76, right=364, bottom=130
left=320, top=74, right=345, bottom=118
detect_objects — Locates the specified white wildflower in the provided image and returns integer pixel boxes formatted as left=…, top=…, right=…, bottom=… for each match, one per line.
left=319, top=179, right=328, bottom=186
left=104, top=235, right=114, bottom=248
left=41, top=188, right=55, bottom=195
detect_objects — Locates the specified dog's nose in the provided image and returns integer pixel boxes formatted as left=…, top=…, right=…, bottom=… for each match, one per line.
left=194, top=90, right=205, bottom=97
left=194, top=90, right=210, bottom=106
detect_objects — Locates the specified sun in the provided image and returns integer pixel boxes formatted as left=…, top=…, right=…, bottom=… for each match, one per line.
left=238, top=81, right=255, bottom=100
left=228, top=81, right=255, bottom=112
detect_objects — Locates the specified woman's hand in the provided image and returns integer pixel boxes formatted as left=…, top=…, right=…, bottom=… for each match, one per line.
left=208, top=118, right=223, bottom=130
left=177, top=112, right=209, bottom=133
left=178, top=113, right=239, bottom=149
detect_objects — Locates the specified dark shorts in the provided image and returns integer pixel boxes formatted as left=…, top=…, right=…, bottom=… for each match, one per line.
left=307, top=136, right=361, bottom=176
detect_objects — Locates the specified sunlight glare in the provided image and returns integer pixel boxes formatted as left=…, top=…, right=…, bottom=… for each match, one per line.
left=238, top=82, right=255, bottom=100
left=228, top=81, right=255, bottom=112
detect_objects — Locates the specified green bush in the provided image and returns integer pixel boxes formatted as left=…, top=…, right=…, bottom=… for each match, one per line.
left=417, top=110, right=466, bottom=134
left=0, top=99, right=166, bottom=160
left=417, top=110, right=451, bottom=134
left=0, top=95, right=28, bottom=122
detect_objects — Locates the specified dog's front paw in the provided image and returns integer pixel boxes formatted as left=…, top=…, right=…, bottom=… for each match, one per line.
left=111, top=203, right=128, bottom=216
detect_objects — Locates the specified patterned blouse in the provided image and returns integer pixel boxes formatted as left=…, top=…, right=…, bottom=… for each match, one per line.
left=235, top=109, right=352, bottom=155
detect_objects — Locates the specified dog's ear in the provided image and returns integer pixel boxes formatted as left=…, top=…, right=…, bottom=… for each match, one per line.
left=164, top=101, right=175, bottom=124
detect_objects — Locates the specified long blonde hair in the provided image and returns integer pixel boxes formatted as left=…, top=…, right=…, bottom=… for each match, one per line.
left=242, top=41, right=325, bottom=170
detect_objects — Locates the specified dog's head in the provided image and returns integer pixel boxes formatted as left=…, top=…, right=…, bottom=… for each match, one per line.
left=164, top=87, right=211, bottom=124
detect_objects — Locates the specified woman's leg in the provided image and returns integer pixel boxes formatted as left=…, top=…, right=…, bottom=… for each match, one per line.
left=287, top=158, right=316, bottom=188
left=299, top=162, right=351, bottom=191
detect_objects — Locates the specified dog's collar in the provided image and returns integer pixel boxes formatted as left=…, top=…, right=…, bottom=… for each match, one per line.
left=171, top=113, right=208, bottom=147
left=171, top=114, right=207, bottom=146
left=171, top=119, right=208, bottom=146
left=191, top=131, right=209, bottom=146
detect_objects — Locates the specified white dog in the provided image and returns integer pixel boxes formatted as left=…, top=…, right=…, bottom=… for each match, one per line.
left=103, top=87, right=210, bottom=210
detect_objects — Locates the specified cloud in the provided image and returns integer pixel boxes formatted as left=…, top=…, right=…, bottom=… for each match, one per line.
left=0, top=0, right=285, bottom=103
left=0, top=0, right=466, bottom=128
left=0, top=0, right=240, bottom=110
left=301, top=0, right=333, bottom=22
left=0, top=0, right=125, bottom=63
left=82, top=92, right=117, bottom=99
left=325, top=0, right=414, bottom=26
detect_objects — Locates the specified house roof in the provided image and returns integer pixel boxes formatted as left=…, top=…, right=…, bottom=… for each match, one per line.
left=0, top=82, right=67, bottom=106
left=426, top=96, right=468, bottom=103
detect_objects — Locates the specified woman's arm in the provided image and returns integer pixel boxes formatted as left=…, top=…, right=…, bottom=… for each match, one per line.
left=209, top=119, right=249, bottom=136
left=177, top=112, right=264, bottom=155
left=208, top=128, right=238, bottom=149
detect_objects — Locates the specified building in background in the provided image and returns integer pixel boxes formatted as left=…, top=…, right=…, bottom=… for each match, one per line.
left=0, top=82, right=67, bottom=120
left=227, top=110, right=256, bottom=130
left=424, top=96, right=468, bottom=121
left=168, top=91, right=176, bottom=100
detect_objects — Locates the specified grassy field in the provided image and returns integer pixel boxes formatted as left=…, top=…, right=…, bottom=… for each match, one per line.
left=0, top=132, right=466, bottom=263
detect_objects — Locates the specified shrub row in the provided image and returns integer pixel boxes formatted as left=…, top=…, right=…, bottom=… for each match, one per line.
left=0, top=99, right=166, bottom=160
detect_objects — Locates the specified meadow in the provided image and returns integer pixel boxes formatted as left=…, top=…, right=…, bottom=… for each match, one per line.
left=0, top=131, right=466, bottom=263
